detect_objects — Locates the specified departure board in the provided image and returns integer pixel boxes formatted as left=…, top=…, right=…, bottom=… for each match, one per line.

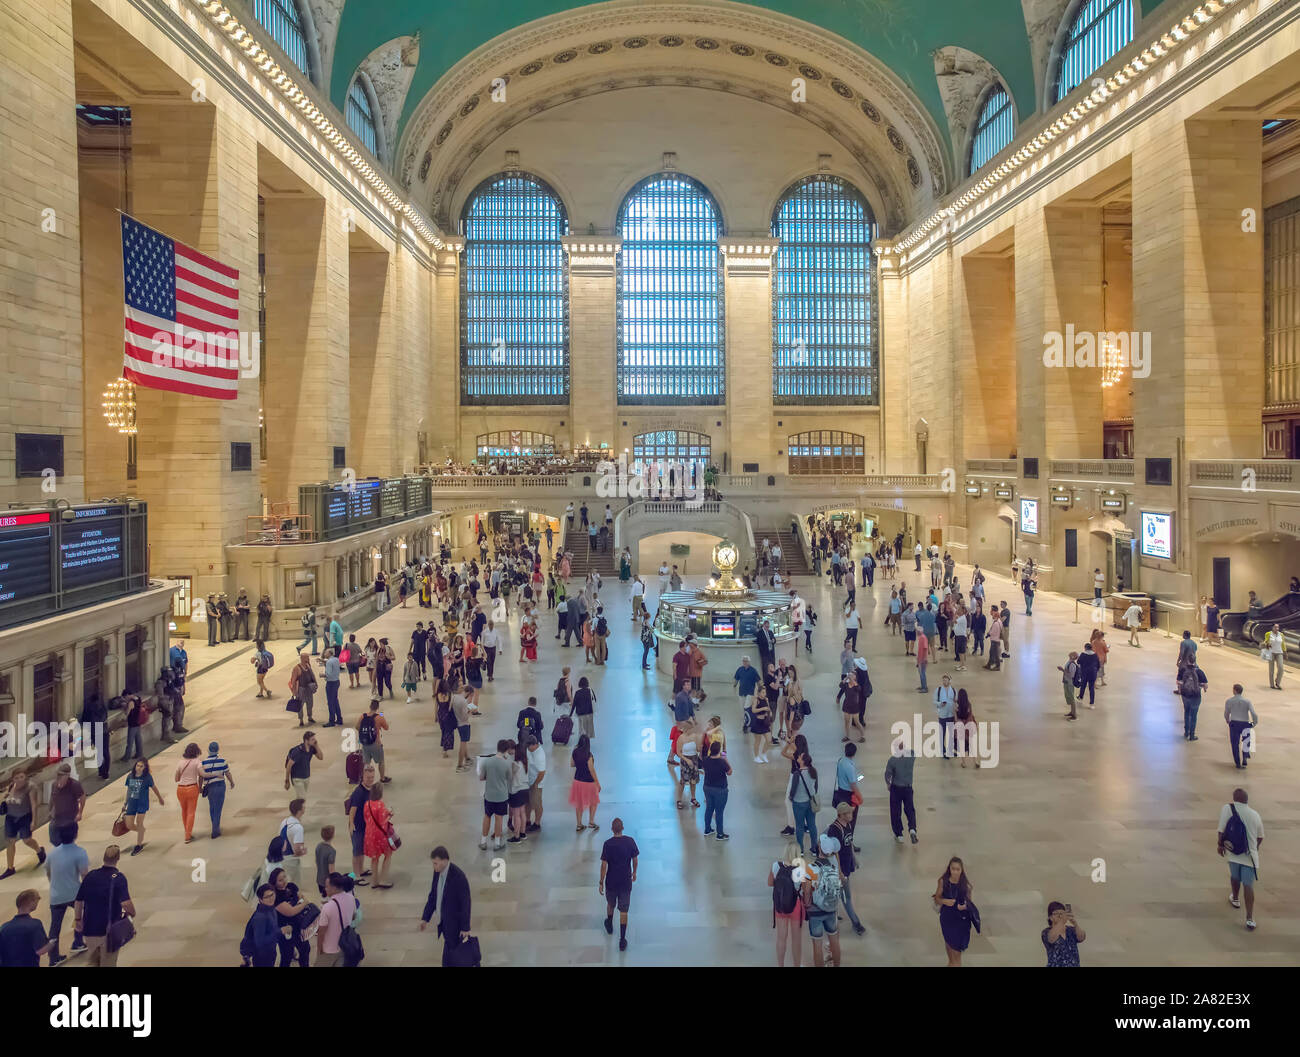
left=0, top=512, right=54, bottom=606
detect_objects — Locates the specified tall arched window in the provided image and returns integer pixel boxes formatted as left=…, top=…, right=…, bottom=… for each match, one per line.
left=253, top=0, right=312, bottom=80
left=1051, top=0, right=1134, bottom=104
left=617, top=174, right=724, bottom=404
left=633, top=430, right=711, bottom=471
left=460, top=173, right=569, bottom=404
left=771, top=176, right=876, bottom=405
left=968, top=84, right=1014, bottom=176
left=346, top=76, right=378, bottom=157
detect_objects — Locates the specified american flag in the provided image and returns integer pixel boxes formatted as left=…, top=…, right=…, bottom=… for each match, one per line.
left=121, top=214, right=241, bottom=400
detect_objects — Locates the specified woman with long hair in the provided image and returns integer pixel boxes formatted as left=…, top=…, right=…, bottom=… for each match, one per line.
left=449, top=634, right=466, bottom=687
left=933, top=856, right=974, bottom=966
left=267, top=866, right=314, bottom=966
left=364, top=637, right=379, bottom=693
left=783, top=666, right=806, bottom=740
left=1089, top=627, right=1109, bottom=685
left=174, top=742, right=204, bottom=843
left=674, top=716, right=701, bottom=810
left=954, top=689, right=980, bottom=769
left=701, top=715, right=727, bottom=757
left=789, top=751, right=819, bottom=857
left=568, top=733, right=601, bottom=831
left=362, top=784, right=396, bottom=889
left=750, top=686, right=773, bottom=764
left=434, top=679, right=456, bottom=758
left=1, top=771, right=43, bottom=878
left=122, top=757, right=164, bottom=855
left=507, top=741, right=531, bottom=843
left=767, top=841, right=806, bottom=967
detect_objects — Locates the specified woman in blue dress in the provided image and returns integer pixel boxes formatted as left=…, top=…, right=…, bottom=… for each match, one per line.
left=618, top=548, right=632, bottom=582
left=933, top=856, right=974, bottom=966
left=122, top=758, right=164, bottom=856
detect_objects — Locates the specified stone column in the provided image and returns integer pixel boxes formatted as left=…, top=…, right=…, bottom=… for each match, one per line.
left=562, top=238, right=620, bottom=452
left=0, top=0, right=83, bottom=506
left=719, top=238, right=779, bottom=472
left=348, top=241, right=394, bottom=476
left=875, top=241, right=912, bottom=472
left=261, top=191, right=351, bottom=501
left=130, top=103, right=261, bottom=605
left=429, top=240, right=463, bottom=461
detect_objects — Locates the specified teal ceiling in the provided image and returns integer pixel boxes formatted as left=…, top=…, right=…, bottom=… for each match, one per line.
left=328, top=0, right=1172, bottom=158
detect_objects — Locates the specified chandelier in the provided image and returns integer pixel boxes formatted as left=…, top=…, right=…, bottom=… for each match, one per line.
left=102, top=377, right=137, bottom=434
left=1100, top=337, right=1125, bottom=388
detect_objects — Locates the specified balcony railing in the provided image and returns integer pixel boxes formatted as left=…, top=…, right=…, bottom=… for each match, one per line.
left=965, top=459, right=1018, bottom=476
left=1190, top=461, right=1300, bottom=487
left=1049, top=460, right=1135, bottom=481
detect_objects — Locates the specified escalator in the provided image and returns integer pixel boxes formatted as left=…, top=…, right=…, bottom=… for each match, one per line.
left=1221, top=590, right=1300, bottom=653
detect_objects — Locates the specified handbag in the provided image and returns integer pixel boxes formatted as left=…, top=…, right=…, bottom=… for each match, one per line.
left=796, top=770, right=821, bottom=813
left=104, top=871, right=136, bottom=953
left=445, top=933, right=481, bottom=967
left=286, top=697, right=303, bottom=714
left=111, top=810, right=129, bottom=838
left=367, top=802, right=400, bottom=850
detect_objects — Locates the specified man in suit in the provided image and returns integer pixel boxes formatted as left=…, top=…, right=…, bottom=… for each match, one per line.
left=756, top=619, right=776, bottom=675
left=419, top=846, right=475, bottom=966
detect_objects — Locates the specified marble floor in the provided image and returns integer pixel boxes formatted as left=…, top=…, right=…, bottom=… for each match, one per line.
left=9, top=559, right=1297, bottom=967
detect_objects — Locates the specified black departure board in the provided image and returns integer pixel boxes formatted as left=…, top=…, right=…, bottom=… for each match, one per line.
left=306, top=477, right=433, bottom=541
left=60, top=510, right=126, bottom=590
left=0, top=512, right=54, bottom=606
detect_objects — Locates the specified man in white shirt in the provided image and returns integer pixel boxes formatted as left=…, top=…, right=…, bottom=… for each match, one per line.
left=1093, top=568, right=1105, bottom=599
left=658, top=562, right=670, bottom=596
left=914, top=542, right=923, bottom=571
left=525, top=736, right=548, bottom=833
left=843, top=604, right=861, bottom=650
left=1217, top=788, right=1264, bottom=931
left=1123, top=602, right=1143, bottom=647
left=479, top=622, right=501, bottom=682
left=771, top=542, right=782, bottom=570
left=276, top=799, right=308, bottom=885
left=933, top=676, right=957, bottom=759
left=631, top=577, right=646, bottom=622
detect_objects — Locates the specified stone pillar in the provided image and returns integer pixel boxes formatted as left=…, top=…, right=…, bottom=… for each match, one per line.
left=261, top=191, right=351, bottom=501
left=959, top=253, right=1016, bottom=460
left=0, top=0, right=84, bottom=506
left=130, top=103, right=261, bottom=604
left=719, top=238, right=779, bottom=472
left=562, top=238, right=620, bottom=452
left=429, top=240, right=463, bottom=462
left=875, top=241, right=912, bottom=472
left=349, top=243, right=394, bottom=476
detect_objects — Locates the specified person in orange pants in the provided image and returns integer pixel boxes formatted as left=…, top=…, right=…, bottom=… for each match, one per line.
left=174, top=744, right=204, bottom=843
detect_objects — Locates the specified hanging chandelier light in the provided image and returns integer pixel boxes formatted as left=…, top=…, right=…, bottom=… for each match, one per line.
left=102, top=377, right=137, bottom=434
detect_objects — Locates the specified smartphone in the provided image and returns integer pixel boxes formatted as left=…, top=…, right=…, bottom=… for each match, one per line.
left=1063, top=903, right=1072, bottom=914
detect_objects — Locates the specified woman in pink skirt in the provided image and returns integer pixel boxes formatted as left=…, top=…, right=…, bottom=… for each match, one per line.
left=568, top=734, right=601, bottom=830
left=559, top=551, right=571, bottom=582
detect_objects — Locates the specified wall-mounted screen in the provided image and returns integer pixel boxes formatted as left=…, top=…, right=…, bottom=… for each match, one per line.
left=1019, top=498, right=1039, bottom=535
left=711, top=611, right=736, bottom=638
left=1140, top=511, right=1173, bottom=560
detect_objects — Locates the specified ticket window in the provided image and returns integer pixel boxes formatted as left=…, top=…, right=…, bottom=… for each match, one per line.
left=169, top=576, right=192, bottom=634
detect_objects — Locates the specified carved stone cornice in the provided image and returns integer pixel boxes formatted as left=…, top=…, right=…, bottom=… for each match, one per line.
left=718, top=236, right=780, bottom=275
left=562, top=236, right=622, bottom=274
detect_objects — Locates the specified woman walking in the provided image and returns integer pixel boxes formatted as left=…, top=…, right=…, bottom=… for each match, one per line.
left=174, top=742, right=204, bottom=843
left=251, top=641, right=273, bottom=699
left=933, top=856, right=975, bottom=966
left=767, top=843, right=806, bottom=967
left=1, top=772, right=44, bottom=879
left=435, top=680, right=457, bottom=758
left=569, top=733, right=601, bottom=831
left=750, top=687, right=773, bottom=763
left=122, top=758, right=164, bottom=856
left=520, top=618, right=538, bottom=663
left=364, top=637, right=379, bottom=694
left=572, top=675, right=597, bottom=740
left=362, top=784, right=396, bottom=889
left=789, top=750, right=819, bottom=856
left=1089, top=627, right=1109, bottom=685
left=954, top=690, right=980, bottom=768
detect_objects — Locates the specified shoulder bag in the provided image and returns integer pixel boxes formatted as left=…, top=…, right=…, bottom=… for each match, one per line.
left=797, top=769, right=821, bottom=813
left=104, top=871, right=136, bottom=953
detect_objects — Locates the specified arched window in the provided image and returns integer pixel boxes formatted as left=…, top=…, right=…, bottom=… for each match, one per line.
left=460, top=173, right=569, bottom=404
left=787, top=431, right=865, bottom=475
left=253, top=0, right=312, bottom=80
left=632, top=430, right=712, bottom=470
left=475, top=431, right=557, bottom=467
left=1051, top=0, right=1134, bottom=104
left=346, top=76, right=378, bottom=157
left=771, top=176, right=876, bottom=405
left=617, top=174, right=724, bottom=404
left=968, top=84, right=1014, bottom=176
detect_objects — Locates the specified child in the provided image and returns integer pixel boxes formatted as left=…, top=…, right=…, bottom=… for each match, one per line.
left=315, top=825, right=336, bottom=899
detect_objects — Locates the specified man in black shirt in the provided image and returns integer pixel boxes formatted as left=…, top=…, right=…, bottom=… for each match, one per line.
left=419, top=846, right=474, bottom=966
left=74, top=846, right=135, bottom=967
left=0, top=890, right=53, bottom=966
left=599, top=817, right=640, bottom=951
left=516, top=696, right=544, bottom=744
left=411, top=623, right=429, bottom=680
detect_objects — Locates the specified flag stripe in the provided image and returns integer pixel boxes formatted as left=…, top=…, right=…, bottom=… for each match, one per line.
left=175, top=286, right=239, bottom=322
left=175, top=263, right=238, bottom=301
left=123, top=364, right=238, bottom=400
left=124, top=346, right=239, bottom=383
left=125, top=309, right=241, bottom=369
left=174, top=240, right=238, bottom=281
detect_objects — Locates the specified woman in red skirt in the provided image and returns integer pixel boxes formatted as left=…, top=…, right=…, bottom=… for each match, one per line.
left=520, top=618, right=538, bottom=662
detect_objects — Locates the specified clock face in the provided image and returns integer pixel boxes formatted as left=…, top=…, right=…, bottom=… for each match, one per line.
left=715, top=543, right=737, bottom=568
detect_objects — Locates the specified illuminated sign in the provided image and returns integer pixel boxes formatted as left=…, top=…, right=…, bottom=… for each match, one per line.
left=1019, top=498, right=1039, bottom=535
left=1140, top=511, right=1174, bottom=560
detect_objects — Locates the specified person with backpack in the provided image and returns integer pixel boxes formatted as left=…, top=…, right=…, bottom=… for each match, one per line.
left=802, top=833, right=844, bottom=966
left=240, top=884, right=282, bottom=967
left=1178, top=659, right=1209, bottom=741
left=516, top=696, right=544, bottom=746
left=767, top=842, right=806, bottom=967
left=251, top=639, right=274, bottom=699
left=297, top=605, right=319, bottom=656
left=268, top=798, right=308, bottom=887
left=572, top=676, right=597, bottom=741
left=316, top=872, right=361, bottom=967
left=592, top=607, right=610, bottom=666
left=1217, top=788, right=1264, bottom=931
left=357, top=701, right=390, bottom=783
left=288, top=654, right=318, bottom=725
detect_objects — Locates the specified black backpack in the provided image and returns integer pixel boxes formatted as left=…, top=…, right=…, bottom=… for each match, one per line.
left=331, top=896, right=365, bottom=966
left=596, top=617, right=608, bottom=637
left=1178, top=666, right=1201, bottom=696
left=1222, top=804, right=1251, bottom=856
left=359, top=714, right=378, bottom=746
left=772, top=863, right=799, bottom=921
left=266, top=822, right=293, bottom=863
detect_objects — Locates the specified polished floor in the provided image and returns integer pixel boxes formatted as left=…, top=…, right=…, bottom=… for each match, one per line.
left=10, top=556, right=1298, bottom=966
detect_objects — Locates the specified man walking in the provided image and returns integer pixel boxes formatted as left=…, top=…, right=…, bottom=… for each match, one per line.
left=827, top=803, right=866, bottom=936
left=1264, top=623, right=1285, bottom=689
left=1217, top=788, right=1263, bottom=931
left=1123, top=599, right=1143, bottom=647
left=419, top=846, right=475, bottom=965
left=43, top=823, right=89, bottom=964
left=1224, top=684, right=1259, bottom=769
left=885, top=738, right=919, bottom=844
left=599, top=817, right=639, bottom=952
left=933, top=675, right=956, bottom=755
left=201, top=741, right=234, bottom=838
left=0, top=890, right=54, bottom=966
left=47, top=763, right=84, bottom=847
left=298, top=605, right=319, bottom=656
left=73, top=845, right=136, bottom=967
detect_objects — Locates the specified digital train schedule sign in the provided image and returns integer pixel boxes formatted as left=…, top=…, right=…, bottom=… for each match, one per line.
left=0, top=503, right=149, bottom=630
